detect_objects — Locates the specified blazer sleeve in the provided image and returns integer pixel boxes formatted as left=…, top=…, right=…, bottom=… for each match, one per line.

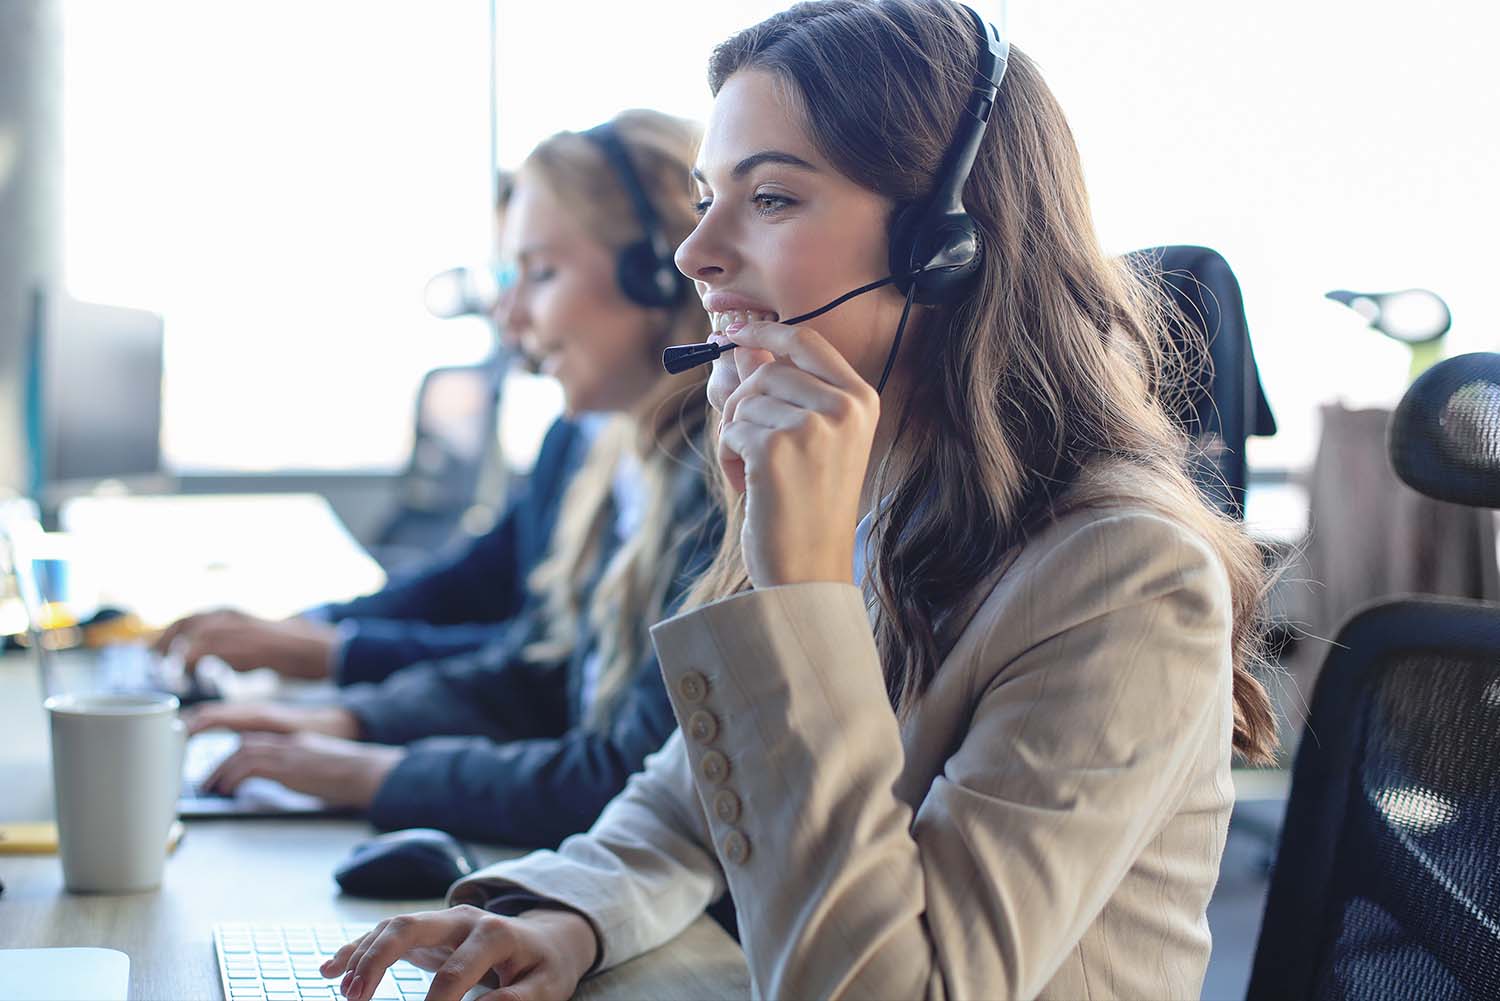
left=639, top=511, right=1233, bottom=999
left=329, top=619, right=524, bottom=687
left=356, top=488, right=723, bottom=849
left=362, top=648, right=682, bottom=848
left=446, top=729, right=725, bottom=972
left=339, top=643, right=564, bottom=748
left=317, top=418, right=584, bottom=684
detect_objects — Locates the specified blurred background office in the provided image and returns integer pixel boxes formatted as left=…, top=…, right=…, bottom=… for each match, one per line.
left=1, top=2, right=1498, bottom=998
left=4, top=0, right=1496, bottom=532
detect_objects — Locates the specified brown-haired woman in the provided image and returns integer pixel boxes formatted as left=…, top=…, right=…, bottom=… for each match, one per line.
left=322, top=2, right=1279, bottom=998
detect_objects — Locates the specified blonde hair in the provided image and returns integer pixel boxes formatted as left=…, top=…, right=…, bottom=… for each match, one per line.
left=689, top=0, right=1279, bottom=763
left=516, top=109, right=712, bottom=727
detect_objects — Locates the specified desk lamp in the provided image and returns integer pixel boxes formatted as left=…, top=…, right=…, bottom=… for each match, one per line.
left=1325, top=287, right=1452, bottom=383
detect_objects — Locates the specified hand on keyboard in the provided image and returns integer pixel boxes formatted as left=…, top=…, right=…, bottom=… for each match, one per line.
left=216, top=923, right=432, bottom=1001
left=184, top=702, right=360, bottom=739
left=154, top=608, right=338, bottom=680
left=197, top=731, right=403, bottom=809
left=318, top=905, right=598, bottom=1001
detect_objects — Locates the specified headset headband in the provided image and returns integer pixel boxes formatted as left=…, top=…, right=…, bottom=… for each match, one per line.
left=931, top=4, right=1009, bottom=217
left=582, top=122, right=685, bottom=308
left=584, top=124, right=675, bottom=267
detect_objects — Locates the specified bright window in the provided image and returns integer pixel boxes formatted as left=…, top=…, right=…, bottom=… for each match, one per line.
left=63, top=0, right=496, bottom=473
left=497, top=0, right=1499, bottom=472
left=1011, top=1, right=1499, bottom=469
left=64, top=2, right=1500, bottom=475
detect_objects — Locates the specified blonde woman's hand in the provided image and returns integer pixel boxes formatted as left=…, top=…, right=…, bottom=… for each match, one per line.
left=320, top=905, right=597, bottom=1001
left=199, top=732, right=399, bottom=808
left=717, top=321, right=878, bottom=588
left=152, top=608, right=337, bottom=679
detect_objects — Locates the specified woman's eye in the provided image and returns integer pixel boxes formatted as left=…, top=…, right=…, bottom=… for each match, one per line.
left=692, top=198, right=712, bottom=218
left=752, top=193, right=795, bottom=216
left=527, top=266, right=556, bottom=283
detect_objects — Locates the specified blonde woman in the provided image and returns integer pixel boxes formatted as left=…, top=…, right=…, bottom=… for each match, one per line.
left=322, top=3, right=1279, bottom=999
left=186, top=110, right=723, bottom=849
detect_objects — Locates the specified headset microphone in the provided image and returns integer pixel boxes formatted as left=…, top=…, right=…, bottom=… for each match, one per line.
left=661, top=276, right=894, bottom=375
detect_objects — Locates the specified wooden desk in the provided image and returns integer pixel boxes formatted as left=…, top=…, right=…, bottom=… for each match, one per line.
left=0, top=654, right=750, bottom=1000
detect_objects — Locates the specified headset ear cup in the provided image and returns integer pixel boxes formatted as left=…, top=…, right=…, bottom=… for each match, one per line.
left=915, top=215, right=984, bottom=304
left=889, top=204, right=984, bottom=305
left=616, top=240, right=680, bottom=309
left=887, top=203, right=925, bottom=298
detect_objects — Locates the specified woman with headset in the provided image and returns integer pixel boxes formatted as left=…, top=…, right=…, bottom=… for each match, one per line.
left=322, top=2, right=1279, bottom=998
left=181, top=109, right=725, bottom=849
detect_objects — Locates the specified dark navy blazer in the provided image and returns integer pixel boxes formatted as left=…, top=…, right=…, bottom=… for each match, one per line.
left=339, top=438, right=720, bottom=848
left=320, top=418, right=591, bottom=686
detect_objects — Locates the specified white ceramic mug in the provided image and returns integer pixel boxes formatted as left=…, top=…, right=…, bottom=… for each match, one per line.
left=44, top=692, right=185, bottom=893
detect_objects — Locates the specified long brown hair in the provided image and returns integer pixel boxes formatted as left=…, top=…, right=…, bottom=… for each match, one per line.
left=517, top=109, right=712, bottom=728
left=687, top=0, right=1278, bottom=763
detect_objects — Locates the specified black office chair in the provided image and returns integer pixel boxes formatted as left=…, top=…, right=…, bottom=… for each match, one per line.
left=368, top=359, right=505, bottom=572
left=1246, top=352, right=1500, bottom=1000
left=1125, top=245, right=1278, bottom=518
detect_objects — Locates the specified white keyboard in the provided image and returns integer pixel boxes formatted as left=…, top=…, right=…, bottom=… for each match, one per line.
left=214, top=923, right=434, bottom=1001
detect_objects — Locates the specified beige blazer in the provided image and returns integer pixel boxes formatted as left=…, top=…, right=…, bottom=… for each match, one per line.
left=450, top=503, right=1237, bottom=1000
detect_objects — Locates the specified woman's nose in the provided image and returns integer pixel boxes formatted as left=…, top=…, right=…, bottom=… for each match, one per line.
left=674, top=215, right=730, bottom=285
left=493, top=288, right=526, bottom=348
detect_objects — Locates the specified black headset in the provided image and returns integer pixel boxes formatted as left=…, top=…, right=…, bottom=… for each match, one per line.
left=582, top=122, right=689, bottom=310
left=661, top=3, right=1011, bottom=379
left=887, top=3, right=1010, bottom=305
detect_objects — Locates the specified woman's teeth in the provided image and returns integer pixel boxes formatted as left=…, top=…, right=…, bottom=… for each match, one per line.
left=710, top=309, right=778, bottom=333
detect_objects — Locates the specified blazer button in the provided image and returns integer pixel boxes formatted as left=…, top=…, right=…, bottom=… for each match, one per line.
left=721, top=829, right=751, bottom=866
left=699, top=749, right=730, bottom=785
left=713, top=788, right=741, bottom=825
left=687, top=709, right=720, bottom=745
left=677, top=671, right=709, bottom=704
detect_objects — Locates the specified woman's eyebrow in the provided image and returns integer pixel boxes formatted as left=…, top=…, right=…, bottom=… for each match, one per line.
left=691, top=150, right=820, bottom=184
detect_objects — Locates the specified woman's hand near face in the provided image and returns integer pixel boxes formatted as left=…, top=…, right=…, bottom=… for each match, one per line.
left=716, top=321, right=878, bottom=588
left=321, top=905, right=597, bottom=1001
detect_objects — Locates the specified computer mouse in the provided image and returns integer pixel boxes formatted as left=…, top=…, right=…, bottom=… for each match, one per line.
left=170, top=673, right=223, bottom=708
left=333, top=828, right=478, bottom=900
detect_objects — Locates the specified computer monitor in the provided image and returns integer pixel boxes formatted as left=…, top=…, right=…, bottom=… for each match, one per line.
left=26, top=288, right=166, bottom=502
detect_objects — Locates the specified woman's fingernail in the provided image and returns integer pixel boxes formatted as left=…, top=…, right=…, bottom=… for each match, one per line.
left=340, top=971, right=354, bottom=994
left=346, top=975, right=364, bottom=1000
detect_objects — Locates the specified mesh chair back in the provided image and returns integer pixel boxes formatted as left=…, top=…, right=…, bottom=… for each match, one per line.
left=1247, top=599, right=1500, bottom=1000
left=1389, top=352, right=1500, bottom=509
left=1124, top=245, right=1276, bottom=517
